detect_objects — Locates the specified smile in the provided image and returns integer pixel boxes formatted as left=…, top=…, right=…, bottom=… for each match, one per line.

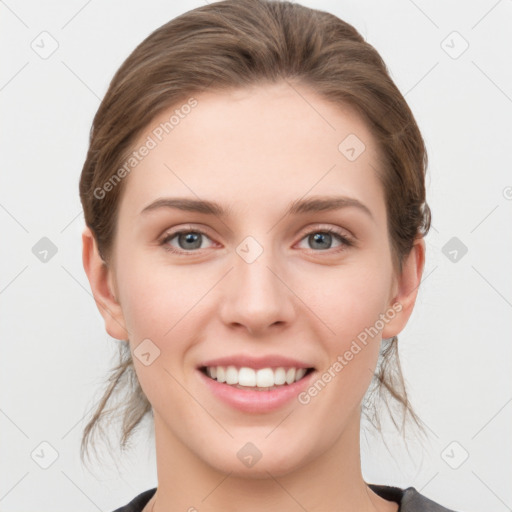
left=200, top=365, right=314, bottom=390
left=197, top=364, right=317, bottom=413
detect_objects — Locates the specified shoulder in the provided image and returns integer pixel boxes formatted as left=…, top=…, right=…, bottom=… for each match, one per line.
left=113, top=484, right=462, bottom=512
left=111, top=487, right=157, bottom=512
left=369, top=483, right=462, bottom=512
left=400, top=486, right=461, bottom=512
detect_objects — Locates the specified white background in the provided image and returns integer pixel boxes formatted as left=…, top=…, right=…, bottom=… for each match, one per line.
left=1, top=1, right=511, bottom=511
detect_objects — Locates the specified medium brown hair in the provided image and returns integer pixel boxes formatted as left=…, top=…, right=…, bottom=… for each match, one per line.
left=79, top=0, right=431, bottom=466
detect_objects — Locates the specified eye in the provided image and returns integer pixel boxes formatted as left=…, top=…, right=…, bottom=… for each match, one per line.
left=160, top=225, right=354, bottom=256
left=160, top=228, right=215, bottom=255
left=296, top=227, right=353, bottom=253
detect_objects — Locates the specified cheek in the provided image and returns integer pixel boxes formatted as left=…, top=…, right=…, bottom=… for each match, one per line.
left=116, top=253, right=203, bottom=338
left=116, top=256, right=202, bottom=404
left=297, top=265, right=390, bottom=421
left=299, top=259, right=392, bottom=344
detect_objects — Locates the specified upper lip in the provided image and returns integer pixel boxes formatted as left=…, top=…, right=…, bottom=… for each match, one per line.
left=199, top=355, right=315, bottom=370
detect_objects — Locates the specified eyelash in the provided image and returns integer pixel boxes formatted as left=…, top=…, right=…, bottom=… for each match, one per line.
left=159, top=225, right=354, bottom=256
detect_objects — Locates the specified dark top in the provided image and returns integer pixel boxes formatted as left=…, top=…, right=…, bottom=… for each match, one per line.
left=112, top=484, right=460, bottom=511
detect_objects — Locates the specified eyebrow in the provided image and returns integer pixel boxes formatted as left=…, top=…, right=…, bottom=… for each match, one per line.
left=140, top=195, right=374, bottom=220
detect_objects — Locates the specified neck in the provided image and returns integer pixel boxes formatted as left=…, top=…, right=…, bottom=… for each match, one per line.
left=148, top=410, right=392, bottom=512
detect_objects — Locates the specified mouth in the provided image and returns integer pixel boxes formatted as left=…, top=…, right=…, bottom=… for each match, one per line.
left=198, top=364, right=317, bottom=413
left=199, top=365, right=315, bottom=391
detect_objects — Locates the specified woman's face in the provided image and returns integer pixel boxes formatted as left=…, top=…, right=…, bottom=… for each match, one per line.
left=87, top=81, right=423, bottom=477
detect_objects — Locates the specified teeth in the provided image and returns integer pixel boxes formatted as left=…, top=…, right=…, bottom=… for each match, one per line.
left=204, top=365, right=309, bottom=388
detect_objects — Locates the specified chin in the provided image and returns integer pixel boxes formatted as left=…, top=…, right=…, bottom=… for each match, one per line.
left=199, top=440, right=310, bottom=479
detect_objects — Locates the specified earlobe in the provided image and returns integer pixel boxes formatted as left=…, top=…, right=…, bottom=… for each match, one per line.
left=381, top=237, right=426, bottom=339
left=81, top=226, right=128, bottom=340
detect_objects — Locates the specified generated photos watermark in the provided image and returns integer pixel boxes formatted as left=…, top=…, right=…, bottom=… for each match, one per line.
left=93, top=97, right=198, bottom=200
left=297, top=301, right=402, bottom=405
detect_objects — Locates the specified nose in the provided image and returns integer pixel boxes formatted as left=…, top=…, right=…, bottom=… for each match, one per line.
left=218, top=239, right=296, bottom=337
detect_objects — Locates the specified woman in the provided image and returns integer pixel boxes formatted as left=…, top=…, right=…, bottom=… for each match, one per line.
left=79, top=1, right=459, bottom=510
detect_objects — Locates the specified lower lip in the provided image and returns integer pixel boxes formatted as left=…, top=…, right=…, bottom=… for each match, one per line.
left=198, top=369, right=316, bottom=413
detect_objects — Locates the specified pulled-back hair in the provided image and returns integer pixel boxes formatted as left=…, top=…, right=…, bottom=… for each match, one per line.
left=79, top=0, right=431, bottom=466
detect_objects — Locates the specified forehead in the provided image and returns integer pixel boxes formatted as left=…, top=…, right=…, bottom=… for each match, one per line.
left=116, top=81, right=386, bottom=223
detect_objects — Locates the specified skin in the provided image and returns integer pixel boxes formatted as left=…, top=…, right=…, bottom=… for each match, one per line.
left=83, top=81, right=425, bottom=512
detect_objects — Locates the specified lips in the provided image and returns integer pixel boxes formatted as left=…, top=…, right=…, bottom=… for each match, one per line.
left=198, top=366, right=316, bottom=413
left=196, top=354, right=317, bottom=412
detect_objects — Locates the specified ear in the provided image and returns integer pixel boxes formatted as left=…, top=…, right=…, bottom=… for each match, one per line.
left=81, top=226, right=128, bottom=340
left=381, top=237, right=426, bottom=339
